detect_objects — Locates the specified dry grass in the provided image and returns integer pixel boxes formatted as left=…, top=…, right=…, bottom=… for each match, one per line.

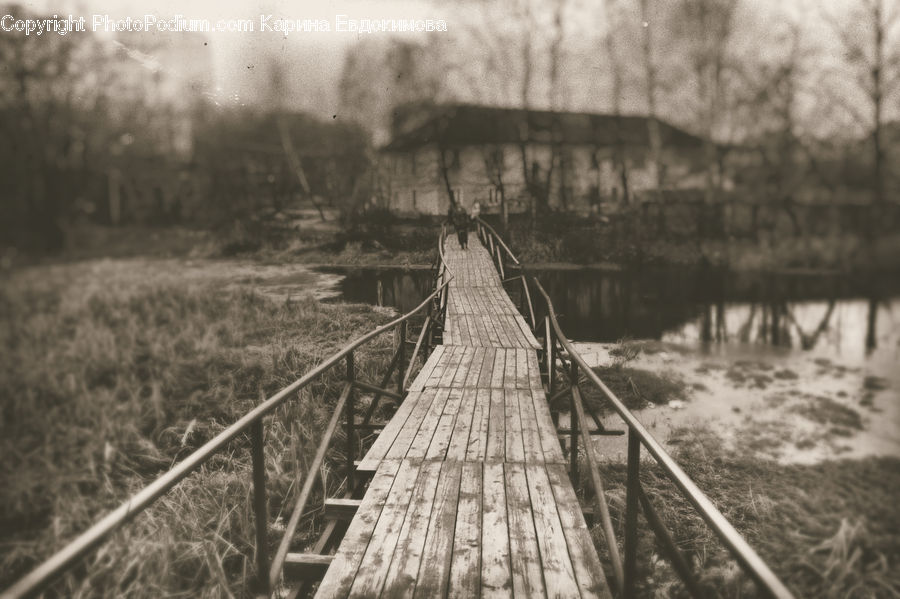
left=577, top=367, right=688, bottom=413
left=0, top=260, right=397, bottom=596
left=579, top=425, right=900, bottom=598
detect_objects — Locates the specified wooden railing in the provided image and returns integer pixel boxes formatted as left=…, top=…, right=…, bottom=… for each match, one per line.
left=2, top=231, right=454, bottom=599
left=474, top=217, right=793, bottom=599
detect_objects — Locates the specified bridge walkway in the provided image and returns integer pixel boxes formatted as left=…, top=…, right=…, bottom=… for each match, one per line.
left=315, top=235, right=612, bottom=598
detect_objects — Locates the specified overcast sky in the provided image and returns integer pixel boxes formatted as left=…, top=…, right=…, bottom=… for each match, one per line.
left=13, top=0, right=894, bottom=135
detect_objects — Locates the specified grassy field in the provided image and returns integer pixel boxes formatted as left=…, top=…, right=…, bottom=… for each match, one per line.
left=0, top=259, right=399, bottom=597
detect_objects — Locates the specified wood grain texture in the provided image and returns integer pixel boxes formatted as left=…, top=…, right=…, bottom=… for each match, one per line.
left=315, top=234, right=609, bottom=598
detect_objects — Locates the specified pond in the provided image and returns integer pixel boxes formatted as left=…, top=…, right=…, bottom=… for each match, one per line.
left=320, top=264, right=900, bottom=361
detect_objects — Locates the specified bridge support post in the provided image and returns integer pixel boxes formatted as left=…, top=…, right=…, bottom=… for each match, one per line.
left=624, top=430, right=641, bottom=599
left=545, top=316, right=554, bottom=394
left=346, top=352, right=356, bottom=493
left=250, top=420, right=270, bottom=596
left=397, top=321, right=407, bottom=395
left=568, top=361, right=578, bottom=481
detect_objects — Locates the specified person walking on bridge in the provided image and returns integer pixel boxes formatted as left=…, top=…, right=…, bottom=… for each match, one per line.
left=447, top=204, right=471, bottom=250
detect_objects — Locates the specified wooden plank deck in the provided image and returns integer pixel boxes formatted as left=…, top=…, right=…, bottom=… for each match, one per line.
left=316, top=235, right=611, bottom=598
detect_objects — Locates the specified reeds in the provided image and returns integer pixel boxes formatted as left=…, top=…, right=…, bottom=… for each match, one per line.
left=0, top=259, right=395, bottom=596
left=577, top=425, right=900, bottom=598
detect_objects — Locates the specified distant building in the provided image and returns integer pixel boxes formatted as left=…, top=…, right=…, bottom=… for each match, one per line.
left=377, top=104, right=708, bottom=216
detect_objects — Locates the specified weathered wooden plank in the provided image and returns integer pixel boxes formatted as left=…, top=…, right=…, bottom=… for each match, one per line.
left=442, top=313, right=453, bottom=346
left=531, top=388, right=566, bottom=464
left=451, top=347, right=474, bottom=387
left=514, top=313, right=542, bottom=350
left=526, top=464, right=582, bottom=598
left=446, top=388, right=477, bottom=461
left=469, top=313, right=486, bottom=347
left=359, top=390, right=425, bottom=470
left=490, top=349, right=505, bottom=388
left=486, top=388, right=506, bottom=460
left=380, top=460, right=443, bottom=599
left=491, top=316, right=511, bottom=348
left=409, top=346, right=444, bottom=392
left=503, top=388, right=525, bottom=463
left=424, top=388, right=463, bottom=460
left=515, top=348, right=529, bottom=389
left=448, top=461, right=482, bottom=599
left=481, top=463, right=512, bottom=598
left=457, top=315, right=470, bottom=346
left=465, top=315, right=477, bottom=347
left=477, top=347, right=495, bottom=388
left=425, top=347, right=452, bottom=389
left=503, top=349, right=517, bottom=387
left=315, top=460, right=403, bottom=598
left=484, top=314, right=502, bottom=347
left=527, top=347, right=544, bottom=390
left=383, top=389, right=440, bottom=462
left=500, top=315, right=520, bottom=347
left=504, top=463, right=546, bottom=598
left=546, top=463, right=613, bottom=598
left=466, top=388, right=491, bottom=462
left=323, top=498, right=361, bottom=522
left=348, top=460, right=423, bottom=598
left=284, top=553, right=333, bottom=579
left=406, top=388, right=452, bottom=460
left=413, top=461, right=462, bottom=599
left=464, top=347, right=485, bottom=388
left=438, top=347, right=465, bottom=387
left=518, top=388, right=544, bottom=463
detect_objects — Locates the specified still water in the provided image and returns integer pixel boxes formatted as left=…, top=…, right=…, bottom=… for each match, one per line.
left=321, top=265, right=900, bottom=360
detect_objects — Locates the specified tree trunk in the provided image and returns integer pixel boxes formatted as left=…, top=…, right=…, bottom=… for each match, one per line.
left=640, top=0, right=664, bottom=190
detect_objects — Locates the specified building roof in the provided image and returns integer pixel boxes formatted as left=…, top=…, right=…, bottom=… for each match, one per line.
left=383, top=103, right=703, bottom=151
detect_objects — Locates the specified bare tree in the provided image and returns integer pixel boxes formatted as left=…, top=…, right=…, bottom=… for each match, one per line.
left=823, top=0, right=900, bottom=223
left=602, top=0, right=631, bottom=204
left=676, top=0, right=740, bottom=203
left=267, top=59, right=327, bottom=220
left=822, top=0, right=900, bottom=350
left=733, top=22, right=814, bottom=236
left=640, top=0, right=665, bottom=190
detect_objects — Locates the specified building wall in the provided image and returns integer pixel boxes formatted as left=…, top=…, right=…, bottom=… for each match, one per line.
left=380, top=142, right=702, bottom=216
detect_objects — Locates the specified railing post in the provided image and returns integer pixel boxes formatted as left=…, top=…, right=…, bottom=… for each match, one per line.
left=545, top=316, right=554, bottom=394
left=346, top=351, right=355, bottom=491
left=397, top=320, right=407, bottom=394
left=250, top=420, right=270, bottom=596
left=624, top=429, right=641, bottom=599
left=569, top=360, right=578, bottom=481
left=521, top=275, right=535, bottom=330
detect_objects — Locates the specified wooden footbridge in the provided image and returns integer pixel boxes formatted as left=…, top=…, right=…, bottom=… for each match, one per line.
left=315, top=234, right=609, bottom=599
left=4, top=221, right=793, bottom=598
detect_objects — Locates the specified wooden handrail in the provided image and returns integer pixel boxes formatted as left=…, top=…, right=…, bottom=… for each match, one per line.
left=474, top=217, right=519, bottom=265
left=532, top=279, right=793, bottom=599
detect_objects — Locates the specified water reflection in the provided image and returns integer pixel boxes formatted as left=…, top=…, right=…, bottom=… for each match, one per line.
left=325, top=265, right=900, bottom=359
left=530, top=267, right=899, bottom=358
left=320, top=266, right=435, bottom=314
